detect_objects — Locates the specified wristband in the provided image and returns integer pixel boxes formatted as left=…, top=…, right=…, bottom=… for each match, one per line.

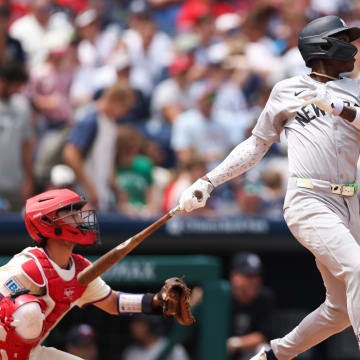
left=331, top=101, right=344, bottom=116
left=117, top=292, right=162, bottom=314
left=228, top=336, right=243, bottom=348
left=197, top=178, right=214, bottom=193
left=353, top=107, right=360, bottom=130
left=117, top=292, right=144, bottom=313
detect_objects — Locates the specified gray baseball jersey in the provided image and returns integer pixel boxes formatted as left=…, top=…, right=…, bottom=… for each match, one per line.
left=252, top=73, right=360, bottom=184
left=252, top=74, right=360, bottom=359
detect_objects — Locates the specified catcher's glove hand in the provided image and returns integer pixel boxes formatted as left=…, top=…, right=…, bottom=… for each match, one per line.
left=156, top=276, right=195, bottom=326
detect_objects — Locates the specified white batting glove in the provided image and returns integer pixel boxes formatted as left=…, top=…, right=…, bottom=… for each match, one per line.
left=298, top=80, right=343, bottom=115
left=179, top=178, right=214, bottom=212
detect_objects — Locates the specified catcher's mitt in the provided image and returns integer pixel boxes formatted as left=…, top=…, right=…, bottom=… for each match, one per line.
left=156, top=276, right=195, bottom=326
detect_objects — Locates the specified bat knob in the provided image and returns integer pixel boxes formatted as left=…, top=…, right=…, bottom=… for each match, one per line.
left=193, top=190, right=203, bottom=202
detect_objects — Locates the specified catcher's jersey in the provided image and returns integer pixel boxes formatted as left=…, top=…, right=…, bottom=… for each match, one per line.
left=0, top=247, right=111, bottom=340
left=252, top=73, right=360, bottom=184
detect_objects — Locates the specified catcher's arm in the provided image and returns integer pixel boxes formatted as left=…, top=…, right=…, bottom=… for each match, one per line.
left=94, top=277, right=195, bottom=326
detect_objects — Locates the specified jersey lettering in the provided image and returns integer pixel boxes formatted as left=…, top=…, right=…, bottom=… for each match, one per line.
left=295, top=105, right=325, bottom=126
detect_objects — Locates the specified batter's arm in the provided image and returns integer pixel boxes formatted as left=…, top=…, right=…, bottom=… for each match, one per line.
left=204, top=134, right=272, bottom=187
left=179, top=135, right=272, bottom=212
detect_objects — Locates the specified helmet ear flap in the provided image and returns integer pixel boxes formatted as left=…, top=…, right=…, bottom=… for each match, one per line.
left=24, top=217, right=43, bottom=243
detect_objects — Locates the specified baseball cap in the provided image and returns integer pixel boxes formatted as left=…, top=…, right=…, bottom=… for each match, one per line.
left=75, top=8, right=98, bottom=28
left=65, top=324, right=97, bottom=346
left=50, top=164, right=76, bottom=188
left=231, top=252, right=263, bottom=275
left=169, top=55, right=193, bottom=76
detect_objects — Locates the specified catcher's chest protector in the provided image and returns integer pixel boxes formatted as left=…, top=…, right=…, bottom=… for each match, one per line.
left=0, top=248, right=89, bottom=360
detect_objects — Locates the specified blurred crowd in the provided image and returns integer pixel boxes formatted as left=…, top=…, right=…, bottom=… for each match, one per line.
left=1, top=0, right=360, bottom=217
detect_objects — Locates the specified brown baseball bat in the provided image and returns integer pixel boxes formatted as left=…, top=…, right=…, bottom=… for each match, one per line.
left=77, top=205, right=182, bottom=286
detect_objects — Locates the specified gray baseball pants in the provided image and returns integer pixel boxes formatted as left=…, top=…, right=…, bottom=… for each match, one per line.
left=271, top=178, right=360, bottom=360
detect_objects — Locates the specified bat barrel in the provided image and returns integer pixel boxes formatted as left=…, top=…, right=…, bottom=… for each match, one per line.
left=77, top=206, right=181, bottom=286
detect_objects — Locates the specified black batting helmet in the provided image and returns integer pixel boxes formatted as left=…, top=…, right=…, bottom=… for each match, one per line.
left=298, top=16, right=360, bottom=66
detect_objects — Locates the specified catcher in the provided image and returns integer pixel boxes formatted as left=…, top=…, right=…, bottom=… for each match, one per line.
left=0, top=188, right=194, bottom=360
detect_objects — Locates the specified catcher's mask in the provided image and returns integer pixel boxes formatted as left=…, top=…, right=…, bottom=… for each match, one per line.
left=25, top=189, right=100, bottom=245
left=298, top=15, right=360, bottom=66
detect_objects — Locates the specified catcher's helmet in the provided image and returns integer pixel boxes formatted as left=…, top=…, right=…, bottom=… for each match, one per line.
left=25, top=189, right=99, bottom=245
left=298, top=15, right=360, bottom=66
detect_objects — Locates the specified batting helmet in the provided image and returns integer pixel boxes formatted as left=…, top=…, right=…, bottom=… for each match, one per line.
left=24, top=189, right=99, bottom=245
left=298, top=15, right=360, bottom=66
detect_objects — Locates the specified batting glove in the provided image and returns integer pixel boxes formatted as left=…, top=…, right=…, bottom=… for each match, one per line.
left=179, top=178, right=214, bottom=212
left=298, top=79, right=343, bottom=115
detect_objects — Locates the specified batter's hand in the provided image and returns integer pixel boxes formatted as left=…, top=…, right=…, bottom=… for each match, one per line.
left=298, top=79, right=343, bottom=115
left=179, top=178, right=214, bottom=212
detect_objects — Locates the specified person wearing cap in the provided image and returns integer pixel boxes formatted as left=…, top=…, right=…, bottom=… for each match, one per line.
left=227, top=252, right=276, bottom=360
left=75, top=8, right=120, bottom=68
left=65, top=324, right=99, bottom=360
left=122, top=314, right=190, bottom=360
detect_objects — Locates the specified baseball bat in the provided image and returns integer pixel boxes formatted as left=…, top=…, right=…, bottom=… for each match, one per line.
left=77, top=205, right=182, bottom=286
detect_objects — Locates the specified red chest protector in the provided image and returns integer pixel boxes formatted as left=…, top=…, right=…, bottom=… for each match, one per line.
left=23, top=248, right=89, bottom=340
left=0, top=249, right=90, bottom=360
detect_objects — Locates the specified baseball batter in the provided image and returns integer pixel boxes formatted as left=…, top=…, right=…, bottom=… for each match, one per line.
left=179, top=15, right=360, bottom=360
left=0, top=188, right=184, bottom=360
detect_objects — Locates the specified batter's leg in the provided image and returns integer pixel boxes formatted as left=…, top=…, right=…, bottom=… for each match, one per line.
left=271, top=258, right=350, bottom=360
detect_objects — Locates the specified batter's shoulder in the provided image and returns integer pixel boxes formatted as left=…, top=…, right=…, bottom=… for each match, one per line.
left=272, top=75, right=303, bottom=93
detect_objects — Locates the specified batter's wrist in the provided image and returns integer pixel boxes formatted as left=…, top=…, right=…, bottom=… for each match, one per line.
left=331, top=101, right=344, bottom=116
left=201, top=176, right=214, bottom=188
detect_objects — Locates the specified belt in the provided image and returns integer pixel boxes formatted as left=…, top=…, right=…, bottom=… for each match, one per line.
left=293, top=177, right=358, bottom=197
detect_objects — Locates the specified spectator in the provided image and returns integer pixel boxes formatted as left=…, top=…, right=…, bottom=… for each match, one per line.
left=75, top=8, right=120, bottom=68
left=232, top=180, right=263, bottom=217
left=227, top=252, right=276, bottom=360
left=122, top=314, right=190, bottom=360
left=118, top=0, right=173, bottom=96
left=47, top=164, right=76, bottom=190
left=63, top=82, right=134, bottom=211
left=112, top=125, right=157, bottom=218
left=170, top=84, right=233, bottom=170
left=64, top=323, right=99, bottom=360
left=146, top=54, right=193, bottom=167
left=0, top=5, right=25, bottom=66
left=148, top=0, right=184, bottom=36
left=9, top=0, right=73, bottom=69
left=0, top=62, right=33, bottom=211
left=77, top=52, right=151, bottom=125
left=162, top=156, right=215, bottom=217
left=29, top=41, right=77, bottom=188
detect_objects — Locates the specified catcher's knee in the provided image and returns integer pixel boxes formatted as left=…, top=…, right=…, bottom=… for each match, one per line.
left=12, top=300, right=44, bottom=340
left=0, top=293, right=45, bottom=342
